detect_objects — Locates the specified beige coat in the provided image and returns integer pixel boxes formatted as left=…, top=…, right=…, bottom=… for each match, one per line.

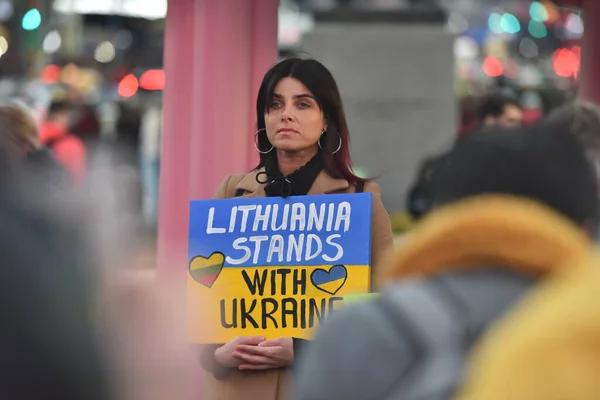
left=204, top=168, right=394, bottom=400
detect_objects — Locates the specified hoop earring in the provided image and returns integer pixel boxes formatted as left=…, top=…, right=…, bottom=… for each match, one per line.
left=318, top=131, right=342, bottom=155
left=254, top=128, right=273, bottom=154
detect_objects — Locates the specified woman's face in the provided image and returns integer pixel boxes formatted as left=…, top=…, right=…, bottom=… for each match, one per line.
left=264, top=77, right=326, bottom=153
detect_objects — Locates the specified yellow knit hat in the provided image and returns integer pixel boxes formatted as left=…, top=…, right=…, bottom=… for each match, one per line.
left=456, top=264, right=600, bottom=400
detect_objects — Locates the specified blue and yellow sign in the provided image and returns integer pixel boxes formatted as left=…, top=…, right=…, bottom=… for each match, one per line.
left=187, top=193, right=372, bottom=343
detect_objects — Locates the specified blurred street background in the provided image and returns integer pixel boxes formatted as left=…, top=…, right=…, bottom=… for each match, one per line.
left=1, top=1, right=598, bottom=399
left=0, top=0, right=584, bottom=264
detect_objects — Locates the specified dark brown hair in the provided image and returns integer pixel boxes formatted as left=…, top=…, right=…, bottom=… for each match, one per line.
left=542, top=100, right=600, bottom=154
left=255, top=58, right=365, bottom=184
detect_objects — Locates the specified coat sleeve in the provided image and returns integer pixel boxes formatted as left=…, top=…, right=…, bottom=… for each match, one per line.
left=291, top=300, right=414, bottom=400
left=200, top=344, right=232, bottom=380
left=364, top=182, right=394, bottom=280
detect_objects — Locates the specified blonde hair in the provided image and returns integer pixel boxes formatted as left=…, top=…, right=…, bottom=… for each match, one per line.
left=0, top=104, right=41, bottom=154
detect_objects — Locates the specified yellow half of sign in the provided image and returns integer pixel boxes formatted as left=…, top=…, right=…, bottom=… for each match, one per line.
left=187, top=264, right=371, bottom=343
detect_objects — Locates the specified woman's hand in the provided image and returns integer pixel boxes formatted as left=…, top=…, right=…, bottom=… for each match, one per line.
left=214, top=336, right=265, bottom=368
left=233, top=337, right=294, bottom=370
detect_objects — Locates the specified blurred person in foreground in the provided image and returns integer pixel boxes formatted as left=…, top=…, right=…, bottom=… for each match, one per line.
left=407, top=92, right=523, bottom=221
left=39, top=100, right=87, bottom=185
left=456, top=266, right=600, bottom=400
left=537, top=100, right=600, bottom=236
left=0, top=103, right=67, bottom=187
left=0, top=130, right=196, bottom=400
left=541, top=100, right=600, bottom=176
left=292, top=125, right=598, bottom=400
left=0, top=133, right=110, bottom=399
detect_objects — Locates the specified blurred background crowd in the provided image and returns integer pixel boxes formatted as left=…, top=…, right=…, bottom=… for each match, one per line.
left=0, top=0, right=586, bottom=239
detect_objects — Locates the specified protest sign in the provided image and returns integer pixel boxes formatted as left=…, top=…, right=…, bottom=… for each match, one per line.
left=187, top=193, right=372, bottom=343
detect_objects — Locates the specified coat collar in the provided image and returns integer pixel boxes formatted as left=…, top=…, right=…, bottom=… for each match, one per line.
left=235, top=168, right=350, bottom=197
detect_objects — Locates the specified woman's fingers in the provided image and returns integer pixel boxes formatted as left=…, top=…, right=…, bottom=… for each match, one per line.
left=232, top=351, right=272, bottom=365
left=235, top=344, right=275, bottom=356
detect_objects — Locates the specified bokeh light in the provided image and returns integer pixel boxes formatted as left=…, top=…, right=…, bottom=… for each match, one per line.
left=488, top=13, right=503, bottom=34
left=22, top=8, right=41, bottom=30
left=94, top=41, right=116, bottom=63
left=140, top=69, right=165, bottom=91
left=528, top=20, right=547, bottom=38
left=483, top=56, right=504, bottom=77
left=40, top=64, right=61, bottom=84
left=500, top=13, right=520, bottom=34
left=0, top=36, right=8, bottom=57
left=530, top=2, right=549, bottom=22
left=43, top=30, right=62, bottom=54
left=118, top=74, right=139, bottom=97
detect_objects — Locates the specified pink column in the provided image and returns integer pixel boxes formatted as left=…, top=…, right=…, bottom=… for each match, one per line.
left=189, top=0, right=279, bottom=199
left=157, top=0, right=195, bottom=282
left=579, top=0, right=600, bottom=104
left=158, top=0, right=279, bottom=280
left=248, top=0, right=280, bottom=168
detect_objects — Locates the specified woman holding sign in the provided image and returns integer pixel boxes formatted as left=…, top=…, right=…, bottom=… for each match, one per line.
left=201, top=57, right=394, bottom=400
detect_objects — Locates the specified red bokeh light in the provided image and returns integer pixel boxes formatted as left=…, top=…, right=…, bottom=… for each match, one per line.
left=40, top=64, right=61, bottom=84
left=118, top=74, right=139, bottom=98
left=139, top=69, right=165, bottom=91
left=483, top=56, right=504, bottom=77
left=553, top=47, right=580, bottom=78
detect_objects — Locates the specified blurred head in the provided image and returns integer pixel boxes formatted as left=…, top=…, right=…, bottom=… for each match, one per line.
left=541, top=100, right=600, bottom=175
left=0, top=104, right=40, bottom=157
left=432, top=126, right=598, bottom=232
left=46, top=100, right=72, bottom=126
left=256, top=57, right=363, bottom=183
left=478, top=93, right=523, bottom=128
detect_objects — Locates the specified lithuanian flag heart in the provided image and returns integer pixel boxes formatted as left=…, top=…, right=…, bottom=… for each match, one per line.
left=189, top=252, right=225, bottom=288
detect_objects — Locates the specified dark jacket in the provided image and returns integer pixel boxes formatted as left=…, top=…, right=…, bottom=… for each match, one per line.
left=406, top=155, right=445, bottom=220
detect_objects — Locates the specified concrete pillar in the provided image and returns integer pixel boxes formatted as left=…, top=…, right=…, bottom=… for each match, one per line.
left=579, top=0, right=600, bottom=104
left=157, top=0, right=279, bottom=282
left=300, top=9, right=455, bottom=213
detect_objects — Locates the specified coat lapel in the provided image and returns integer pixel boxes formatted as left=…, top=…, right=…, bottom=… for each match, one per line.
left=235, top=168, right=266, bottom=198
left=308, top=171, right=350, bottom=194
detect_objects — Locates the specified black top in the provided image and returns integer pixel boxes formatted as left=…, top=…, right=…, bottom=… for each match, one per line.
left=257, top=153, right=324, bottom=198
left=235, top=154, right=365, bottom=197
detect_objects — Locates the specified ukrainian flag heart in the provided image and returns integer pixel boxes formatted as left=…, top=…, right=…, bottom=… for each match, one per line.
left=189, top=252, right=225, bottom=288
left=310, top=265, right=348, bottom=295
